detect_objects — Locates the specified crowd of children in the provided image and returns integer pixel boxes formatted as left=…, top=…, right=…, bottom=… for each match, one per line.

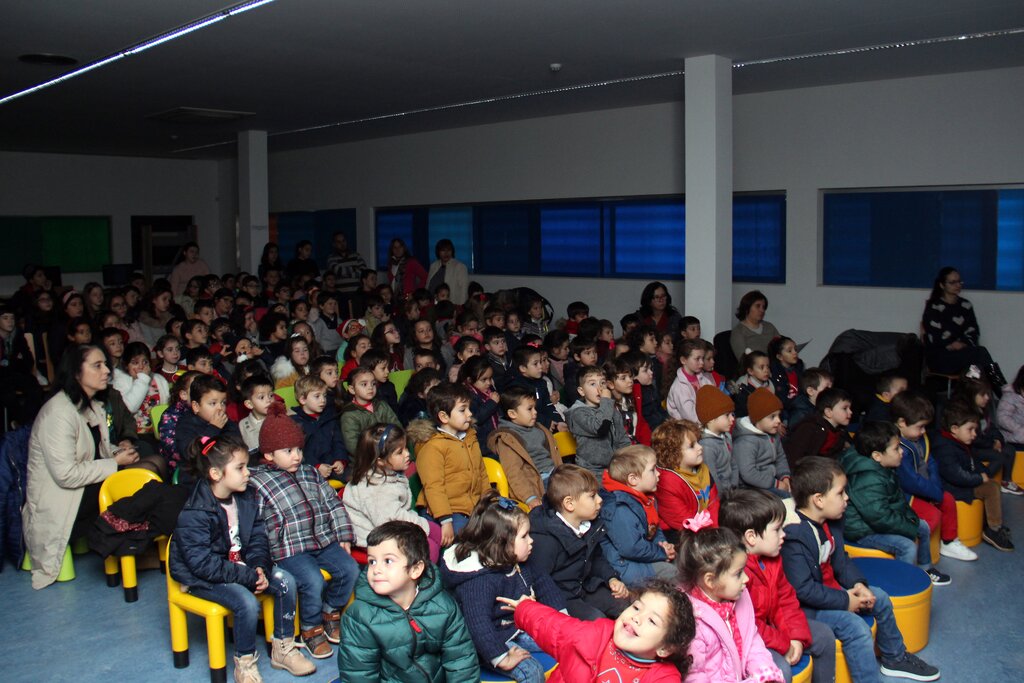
left=11, top=247, right=1024, bottom=683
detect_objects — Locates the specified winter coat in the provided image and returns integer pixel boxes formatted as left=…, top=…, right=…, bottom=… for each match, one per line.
left=641, top=382, right=670, bottom=431
left=158, top=400, right=190, bottom=467
left=291, top=404, right=347, bottom=467
left=338, top=564, right=480, bottom=682
left=783, top=414, right=849, bottom=468
left=700, top=429, right=739, bottom=491
left=996, top=386, right=1024, bottom=444
left=653, top=467, right=720, bottom=532
left=23, top=391, right=118, bottom=589
left=838, top=449, right=920, bottom=542
left=933, top=431, right=986, bottom=502
left=88, top=480, right=188, bottom=557
left=169, top=480, right=270, bottom=591
left=781, top=513, right=867, bottom=612
left=743, top=553, right=813, bottom=655
left=598, top=487, right=670, bottom=584
left=415, top=429, right=489, bottom=521
left=507, top=374, right=560, bottom=430
left=631, top=383, right=653, bottom=446
left=896, top=435, right=944, bottom=504
left=341, top=400, right=401, bottom=454
left=309, top=315, right=343, bottom=356
left=527, top=504, right=617, bottom=600
left=440, top=548, right=565, bottom=663
left=0, top=426, right=31, bottom=571
left=426, top=257, right=470, bottom=306
left=567, top=398, right=631, bottom=475
left=468, top=389, right=501, bottom=452
left=342, top=471, right=429, bottom=547
left=666, top=368, right=712, bottom=423
left=686, top=588, right=783, bottom=683
left=770, top=359, right=805, bottom=419
left=487, top=424, right=561, bottom=505
left=787, top=395, right=815, bottom=430
left=732, top=417, right=790, bottom=491
left=513, top=599, right=683, bottom=683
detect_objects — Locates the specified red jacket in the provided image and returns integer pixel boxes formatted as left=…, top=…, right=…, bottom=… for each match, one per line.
left=654, top=468, right=720, bottom=532
left=632, top=383, right=652, bottom=446
left=743, top=553, right=812, bottom=654
left=514, top=600, right=682, bottom=682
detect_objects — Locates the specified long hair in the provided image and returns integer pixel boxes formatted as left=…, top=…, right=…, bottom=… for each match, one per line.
left=349, top=423, right=408, bottom=486
left=927, top=266, right=959, bottom=304
left=454, top=490, right=528, bottom=568
left=55, top=344, right=110, bottom=410
left=676, top=526, right=745, bottom=590
left=638, top=281, right=674, bottom=319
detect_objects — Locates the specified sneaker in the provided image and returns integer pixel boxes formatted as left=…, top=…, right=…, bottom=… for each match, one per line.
left=233, top=652, right=263, bottom=683
left=925, top=567, right=951, bottom=585
left=299, top=626, right=334, bottom=659
left=982, top=527, right=1015, bottom=552
left=271, top=638, right=316, bottom=676
left=939, top=538, right=978, bottom=561
left=322, top=610, right=341, bottom=644
left=1000, top=481, right=1023, bottom=496
left=879, top=652, right=940, bottom=681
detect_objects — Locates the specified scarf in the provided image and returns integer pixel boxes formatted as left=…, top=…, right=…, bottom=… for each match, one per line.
left=677, top=464, right=713, bottom=512
left=601, top=471, right=659, bottom=539
left=390, top=256, right=407, bottom=296
left=689, top=586, right=744, bottom=661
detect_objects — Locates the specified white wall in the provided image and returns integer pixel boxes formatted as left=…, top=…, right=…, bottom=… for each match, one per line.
left=269, top=66, right=1024, bottom=370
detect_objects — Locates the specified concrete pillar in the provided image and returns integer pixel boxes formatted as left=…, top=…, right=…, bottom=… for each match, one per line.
left=684, top=55, right=733, bottom=334
left=237, top=130, right=269, bottom=273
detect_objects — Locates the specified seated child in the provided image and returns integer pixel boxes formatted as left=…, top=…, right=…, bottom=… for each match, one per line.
left=701, top=339, right=728, bottom=393
left=788, top=368, right=832, bottom=428
left=527, top=465, right=629, bottom=620
left=952, top=376, right=1021, bottom=495
left=784, top=388, right=853, bottom=467
left=310, top=355, right=341, bottom=407
left=340, top=366, right=401, bottom=454
left=360, top=350, right=400, bottom=415
left=291, top=375, right=347, bottom=479
left=170, top=436, right=315, bottom=681
left=174, top=375, right=241, bottom=486
left=153, top=334, right=183, bottom=383
left=339, top=333, right=371, bottom=381
left=564, top=300, right=590, bottom=338
left=447, top=335, right=481, bottom=383
left=117, top=341, right=169, bottom=436
left=696, top=385, right=739, bottom=491
left=605, top=358, right=642, bottom=445
left=733, top=388, right=791, bottom=496
left=458, top=356, right=500, bottom=449
left=543, top=329, right=570, bottom=388
left=651, top=419, right=719, bottom=543
left=483, top=326, right=513, bottom=391
left=159, top=370, right=202, bottom=472
left=249, top=405, right=359, bottom=660
left=567, top=366, right=632, bottom=475
left=440, top=491, right=566, bottom=683
left=500, top=578, right=695, bottom=682
left=238, top=373, right=274, bottom=457
left=863, top=373, right=908, bottom=424
left=521, top=295, right=550, bottom=339
left=719, top=489, right=837, bottom=683
left=415, top=381, right=489, bottom=545
left=678, top=520, right=785, bottom=683
left=666, top=339, right=713, bottom=423
left=507, top=345, right=561, bottom=430
left=488, top=386, right=562, bottom=508
left=734, top=351, right=775, bottom=418
left=934, top=399, right=1013, bottom=551
left=397, top=367, right=443, bottom=425
left=768, top=336, right=805, bottom=421
left=840, top=421, right=950, bottom=584
left=680, top=315, right=702, bottom=340
left=343, top=424, right=442, bottom=563
left=598, top=445, right=677, bottom=583
left=338, top=521, right=479, bottom=681
left=562, top=335, right=599, bottom=403
left=617, top=351, right=654, bottom=445
left=780, top=457, right=941, bottom=682
left=185, top=345, right=216, bottom=377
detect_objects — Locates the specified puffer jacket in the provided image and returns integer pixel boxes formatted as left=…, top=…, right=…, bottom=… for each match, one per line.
left=338, top=565, right=480, bottom=682
left=598, top=481, right=670, bottom=585
left=487, top=423, right=562, bottom=505
left=686, top=588, right=783, bottom=683
left=342, top=471, right=429, bottom=547
left=743, top=553, right=813, bottom=655
left=415, top=429, right=489, bottom=521
left=996, top=386, right=1024, bottom=444
left=291, top=402, right=347, bottom=467
left=732, top=417, right=790, bottom=491
left=840, top=448, right=920, bottom=541
left=527, top=503, right=617, bottom=600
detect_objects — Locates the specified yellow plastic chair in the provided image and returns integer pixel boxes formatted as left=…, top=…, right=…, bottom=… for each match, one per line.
left=484, top=457, right=511, bottom=497
left=553, top=431, right=577, bottom=459
left=275, top=385, right=298, bottom=408
left=835, top=616, right=876, bottom=683
left=956, top=499, right=984, bottom=547
left=845, top=543, right=895, bottom=560
left=150, top=403, right=169, bottom=438
left=164, top=537, right=275, bottom=683
left=99, top=469, right=169, bottom=602
left=389, top=369, right=414, bottom=400
left=1012, top=450, right=1024, bottom=487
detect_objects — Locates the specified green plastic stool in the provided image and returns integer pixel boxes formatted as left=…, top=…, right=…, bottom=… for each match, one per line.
left=22, top=546, right=76, bottom=582
left=71, top=537, right=90, bottom=555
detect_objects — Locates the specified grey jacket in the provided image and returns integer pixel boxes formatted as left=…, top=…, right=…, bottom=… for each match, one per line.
left=566, top=398, right=631, bottom=475
left=733, top=417, right=791, bottom=490
left=700, top=428, right=738, bottom=491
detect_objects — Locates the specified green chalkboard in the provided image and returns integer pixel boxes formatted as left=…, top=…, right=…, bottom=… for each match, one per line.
left=0, top=216, right=111, bottom=275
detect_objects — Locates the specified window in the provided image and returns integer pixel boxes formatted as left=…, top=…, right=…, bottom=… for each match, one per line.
left=733, top=195, right=786, bottom=282
left=823, top=188, right=1024, bottom=290
left=428, top=207, right=473, bottom=269
left=612, top=200, right=685, bottom=278
left=0, top=216, right=110, bottom=275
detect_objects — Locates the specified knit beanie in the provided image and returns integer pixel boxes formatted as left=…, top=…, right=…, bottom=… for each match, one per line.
left=258, top=402, right=305, bottom=454
left=747, top=387, right=783, bottom=424
left=696, top=385, right=735, bottom=425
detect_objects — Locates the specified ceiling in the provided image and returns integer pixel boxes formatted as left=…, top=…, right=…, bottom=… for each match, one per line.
left=2, top=0, right=1023, bottom=159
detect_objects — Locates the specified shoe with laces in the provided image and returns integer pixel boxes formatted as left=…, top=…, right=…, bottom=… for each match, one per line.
left=233, top=652, right=263, bottom=683
left=982, top=526, right=1015, bottom=552
left=299, top=625, right=334, bottom=659
left=879, top=651, right=940, bottom=681
left=1000, top=481, right=1023, bottom=495
left=322, top=610, right=341, bottom=644
left=925, top=567, right=951, bottom=585
left=271, top=637, right=315, bottom=676
left=939, top=538, right=978, bottom=561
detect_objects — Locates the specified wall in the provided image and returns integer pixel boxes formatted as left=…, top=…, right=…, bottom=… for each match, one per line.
left=270, top=66, right=1024, bottom=369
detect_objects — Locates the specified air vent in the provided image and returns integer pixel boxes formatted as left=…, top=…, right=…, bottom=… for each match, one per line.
left=147, top=107, right=254, bottom=123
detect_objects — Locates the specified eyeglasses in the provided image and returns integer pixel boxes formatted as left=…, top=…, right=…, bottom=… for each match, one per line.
left=945, top=279, right=963, bottom=286
left=651, top=294, right=668, bottom=301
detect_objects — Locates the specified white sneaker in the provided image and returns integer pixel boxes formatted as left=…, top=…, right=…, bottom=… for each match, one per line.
left=939, top=538, right=978, bottom=561
left=1000, top=481, right=1024, bottom=496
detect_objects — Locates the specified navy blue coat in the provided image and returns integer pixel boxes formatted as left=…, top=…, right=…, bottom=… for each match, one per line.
left=781, top=512, right=867, bottom=612
left=527, top=504, right=616, bottom=599
left=291, top=403, right=347, bottom=467
left=933, top=432, right=985, bottom=502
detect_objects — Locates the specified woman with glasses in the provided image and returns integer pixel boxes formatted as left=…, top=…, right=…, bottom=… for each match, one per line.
left=922, top=266, right=995, bottom=377
left=638, top=281, right=682, bottom=339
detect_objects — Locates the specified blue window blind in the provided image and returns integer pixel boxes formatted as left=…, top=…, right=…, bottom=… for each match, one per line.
left=733, top=195, right=786, bottom=282
left=997, top=190, right=1024, bottom=290
left=475, top=205, right=533, bottom=274
left=540, top=204, right=602, bottom=275
left=613, top=201, right=685, bottom=277
left=428, top=207, right=474, bottom=270
left=375, top=210, right=415, bottom=270
left=272, top=209, right=356, bottom=271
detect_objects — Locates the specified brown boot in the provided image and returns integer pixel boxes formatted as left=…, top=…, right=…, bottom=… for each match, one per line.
left=299, top=625, right=333, bottom=659
left=233, top=652, right=263, bottom=683
left=322, top=610, right=341, bottom=644
left=271, top=637, right=316, bottom=676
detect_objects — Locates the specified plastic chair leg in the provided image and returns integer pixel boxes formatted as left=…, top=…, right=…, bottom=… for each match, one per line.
left=205, top=614, right=228, bottom=683
left=120, top=555, right=139, bottom=602
left=104, top=555, right=121, bottom=587
left=169, top=602, right=190, bottom=669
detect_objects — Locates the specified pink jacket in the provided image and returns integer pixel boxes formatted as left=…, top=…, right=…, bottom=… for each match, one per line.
left=667, top=368, right=712, bottom=423
left=684, top=588, right=784, bottom=683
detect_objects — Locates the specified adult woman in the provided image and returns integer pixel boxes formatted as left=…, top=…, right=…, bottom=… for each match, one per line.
left=426, top=238, right=469, bottom=305
left=922, top=266, right=994, bottom=376
left=637, top=281, right=682, bottom=338
left=730, top=290, right=780, bottom=362
left=386, top=238, right=428, bottom=302
left=22, top=345, right=141, bottom=589
left=169, top=241, right=210, bottom=296
left=137, top=288, right=175, bottom=347
left=258, top=242, right=284, bottom=281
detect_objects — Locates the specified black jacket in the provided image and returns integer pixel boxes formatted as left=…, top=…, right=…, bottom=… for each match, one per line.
left=526, top=504, right=617, bottom=599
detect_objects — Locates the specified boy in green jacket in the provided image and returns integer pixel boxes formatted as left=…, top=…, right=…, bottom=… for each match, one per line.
left=839, top=421, right=950, bottom=586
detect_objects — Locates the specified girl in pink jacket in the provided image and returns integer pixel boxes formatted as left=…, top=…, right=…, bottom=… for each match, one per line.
left=677, top=513, right=784, bottom=683
left=667, top=340, right=713, bottom=424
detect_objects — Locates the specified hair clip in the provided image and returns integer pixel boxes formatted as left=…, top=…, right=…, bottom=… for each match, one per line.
left=495, top=496, right=518, bottom=511
left=376, top=424, right=394, bottom=456
left=200, top=437, right=218, bottom=455
left=526, top=340, right=542, bottom=349
left=965, top=365, right=982, bottom=380
left=682, top=510, right=713, bottom=532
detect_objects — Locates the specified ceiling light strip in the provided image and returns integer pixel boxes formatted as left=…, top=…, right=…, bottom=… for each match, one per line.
left=0, top=0, right=276, bottom=107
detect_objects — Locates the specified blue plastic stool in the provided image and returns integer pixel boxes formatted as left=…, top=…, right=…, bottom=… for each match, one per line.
left=791, top=653, right=813, bottom=683
left=852, top=557, right=932, bottom=653
left=481, top=651, right=558, bottom=681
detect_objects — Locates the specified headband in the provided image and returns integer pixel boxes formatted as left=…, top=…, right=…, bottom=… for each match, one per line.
left=376, top=424, right=395, bottom=457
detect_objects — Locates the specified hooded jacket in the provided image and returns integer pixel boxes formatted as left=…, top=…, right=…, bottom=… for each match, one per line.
left=488, top=422, right=562, bottom=505
left=414, top=428, right=489, bottom=521
left=933, top=430, right=986, bottom=502
left=743, top=553, right=813, bottom=655
left=527, top=504, right=617, bottom=600
left=732, top=417, right=790, bottom=491
left=598, top=475, right=670, bottom=584
left=700, top=428, right=738, bottom=491
left=895, top=434, right=944, bottom=504
left=686, top=588, right=783, bottom=683
left=838, top=449, right=920, bottom=542
left=666, top=367, right=713, bottom=423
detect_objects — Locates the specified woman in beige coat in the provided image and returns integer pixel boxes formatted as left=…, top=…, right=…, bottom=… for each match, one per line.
left=22, top=345, right=142, bottom=589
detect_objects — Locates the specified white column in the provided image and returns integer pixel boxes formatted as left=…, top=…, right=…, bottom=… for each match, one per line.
left=684, top=55, right=733, bottom=334
left=237, top=130, right=269, bottom=273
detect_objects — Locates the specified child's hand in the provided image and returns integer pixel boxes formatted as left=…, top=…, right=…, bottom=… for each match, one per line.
left=250, top=346, right=263, bottom=357
left=778, top=423, right=788, bottom=438
left=550, top=390, right=560, bottom=403
left=981, top=472, right=990, bottom=483
left=599, top=385, right=612, bottom=399
left=609, top=578, right=629, bottom=599
left=316, top=463, right=332, bottom=478
left=212, top=412, right=229, bottom=429
left=332, top=461, right=346, bottom=475
left=528, top=498, right=542, bottom=509
left=254, top=567, right=268, bottom=594
left=440, top=522, right=455, bottom=547
left=496, top=646, right=531, bottom=671
left=555, top=422, right=568, bottom=433
left=659, top=541, right=677, bottom=561
left=487, top=390, right=499, bottom=403
left=339, top=542, right=351, bottom=553
left=855, top=584, right=876, bottom=609
left=777, top=478, right=791, bottom=493
left=785, top=640, right=804, bottom=665
left=496, top=594, right=536, bottom=612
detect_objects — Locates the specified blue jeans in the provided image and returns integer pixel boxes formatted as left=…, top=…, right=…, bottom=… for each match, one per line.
left=806, top=585, right=904, bottom=683
left=488, top=632, right=545, bottom=683
left=768, top=619, right=836, bottom=683
left=857, top=518, right=931, bottom=566
left=275, top=544, right=358, bottom=628
left=189, top=567, right=296, bottom=656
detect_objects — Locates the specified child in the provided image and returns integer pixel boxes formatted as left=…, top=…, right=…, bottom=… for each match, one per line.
left=666, top=339, right=713, bottom=423
left=340, top=366, right=401, bottom=454
left=339, top=333, right=371, bottom=381
left=397, top=367, right=443, bottom=425
left=440, top=491, right=566, bottom=683
left=159, top=370, right=203, bottom=472
left=249, top=405, right=359, bottom=659
left=521, top=295, right=549, bottom=339
left=891, top=392, right=977, bottom=561
left=734, top=351, right=775, bottom=419
left=677, top=520, right=785, bottom=683
left=174, top=375, right=242, bottom=486
left=599, top=445, right=677, bottom=583
left=291, top=374, right=347, bottom=479
left=934, top=400, right=1013, bottom=551
left=701, top=339, right=728, bottom=393
left=185, top=345, right=216, bottom=376
left=342, top=424, right=443, bottom=562
left=996, top=363, right=1024, bottom=492
left=605, top=357, right=643, bottom=445
left=617, top=351, right=654, bottom=445
left=270, top=336, right=310, bottom=389
left=733, top=387, right=791, bottom=496
left=362, top=294, right=388, bottom=334
left=448, top=335, right=481, bottom=383
left=788, top=368, right=832, bottom=428
left=651, top=419, right=719, bottom=543
left=527, top=464, right=629, bottom=619
left=863, top=373, right=908, bottom=424
left=719, top=489, right=837, bottom=683
left=505, top=309, right=524, bottom=352
left=360, top=350, right=400, bottom=415
left=780, top=456, right=941, bottom=682
left=482, top=325, right=513, bottom=391
left=154, top=334, right=183, bottom=383
left=238, top=374, right=275, bottom=456
left=566, top=366, right=632, bottom=475
left=458, top=356, right=500, bottom=449
left=562, top=334, right=598, bottom=403
left=182, top=319, right=209, bottom=351
left=768, top=336, right=805, bottom=420
left=543, top=329, right=570, bottom=387
left=680, top=315, right=702, bottom=340
left=654, top=332, right=674, bottom=377
left=338, top=521, right=479, bottom=681
left=500, top=578, right=695, bottom=682
left=696, top=385, right=739, bottom=491
left=952, top=376, right=1021, bottom=495
left=508, top=345, right=562, bottom=431
left=488, top=386, right=563, bottom=507
left=169, top=436, right=315, bottom=681
left=840, top=421, right=951, bottom=584
left=118, top=341, right=169, bottom=435
left=415, top=381, right=489, bottom=545
left=564, top=301, right=590, bottom=337
left=784, top=388, right=853, bottom=467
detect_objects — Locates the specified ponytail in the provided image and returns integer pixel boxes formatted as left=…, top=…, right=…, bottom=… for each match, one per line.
left=187, top=435, right=246, bottom=480
left=676, top=513, right=744, bottom=590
